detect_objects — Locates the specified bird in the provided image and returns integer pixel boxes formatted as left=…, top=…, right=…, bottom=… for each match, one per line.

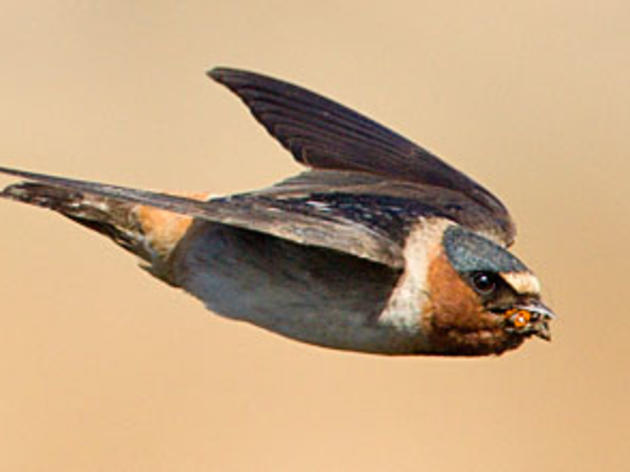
left=0, top=67, right=554, bottom=356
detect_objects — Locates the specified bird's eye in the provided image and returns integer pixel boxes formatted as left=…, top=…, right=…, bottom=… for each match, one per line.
left=471, top=272, right=496, bottom=295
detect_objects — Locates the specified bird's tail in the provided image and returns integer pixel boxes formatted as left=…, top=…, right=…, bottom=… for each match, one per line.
left=1, top=180, right=208, bottom=283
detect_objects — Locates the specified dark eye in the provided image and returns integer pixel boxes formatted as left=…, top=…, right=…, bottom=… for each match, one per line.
left=471, top=272, right=496, bottom=295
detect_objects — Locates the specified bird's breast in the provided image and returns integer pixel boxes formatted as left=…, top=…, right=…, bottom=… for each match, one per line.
left=169, top=221, right=434, bottom=353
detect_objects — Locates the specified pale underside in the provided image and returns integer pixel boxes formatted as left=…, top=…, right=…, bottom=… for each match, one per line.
left=170, top=219, right=442, bottom=354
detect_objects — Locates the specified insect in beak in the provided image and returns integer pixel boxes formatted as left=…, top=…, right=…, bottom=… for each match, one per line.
left=503, top=302, right=555, bottom=341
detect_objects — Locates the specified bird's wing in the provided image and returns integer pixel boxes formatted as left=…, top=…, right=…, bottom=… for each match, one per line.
left=1, top=167, right=502, bottom=269
left=0, top=167, right=402, bottom=266
left=208, top=67, right=516, bottom=246
left=0, top=67, right=516, bottom=268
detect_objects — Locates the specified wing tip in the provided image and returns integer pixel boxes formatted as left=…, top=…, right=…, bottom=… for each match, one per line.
left=206, top=66, right=228, bottom=82
left=206, top=66, right=259, bottom=87
left=206, top=67, right=297, bottom=95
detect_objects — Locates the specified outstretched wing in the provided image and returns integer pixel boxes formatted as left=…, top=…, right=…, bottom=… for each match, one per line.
left=0, top=166, right=508, bottom=269
left=0, top=166, right=403, bottom=267
left=0, top=67, right=517, bottom=268
left=208, top=67, right=515, bottom=245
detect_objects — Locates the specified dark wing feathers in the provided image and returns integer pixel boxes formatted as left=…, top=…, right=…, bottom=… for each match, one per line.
left=256, top=170, right=508, bottom=243
left=1, top=67, right=516, bottom=267
left=208, top=67, right=515, bottom=245
left=209, top=67, right=440, bottom=176
left=0, top=166, right=403, bottom=267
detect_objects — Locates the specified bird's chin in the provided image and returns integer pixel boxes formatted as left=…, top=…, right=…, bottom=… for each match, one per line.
left=427, top=322, right=526, bottom=356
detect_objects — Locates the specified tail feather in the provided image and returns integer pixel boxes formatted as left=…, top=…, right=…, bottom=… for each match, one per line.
left=1, top=181, right=206, bottom=283
left=2, top=181, right=152, bottom=260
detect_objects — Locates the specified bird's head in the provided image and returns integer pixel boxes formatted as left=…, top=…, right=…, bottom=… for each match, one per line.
left=423, top=225, right=554, bottom=355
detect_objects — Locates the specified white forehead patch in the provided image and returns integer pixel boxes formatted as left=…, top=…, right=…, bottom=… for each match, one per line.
left=500, top=271, right=541, bottom=295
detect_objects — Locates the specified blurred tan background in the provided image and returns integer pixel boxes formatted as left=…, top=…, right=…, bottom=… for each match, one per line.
left=0, top=1, right=628, bottom=471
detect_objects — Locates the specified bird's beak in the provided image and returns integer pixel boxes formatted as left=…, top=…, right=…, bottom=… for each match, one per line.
left=503, top=301, right=555, bottom=341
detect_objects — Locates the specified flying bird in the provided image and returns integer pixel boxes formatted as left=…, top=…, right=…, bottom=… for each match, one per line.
left=0, top=68, right=554, bottom=356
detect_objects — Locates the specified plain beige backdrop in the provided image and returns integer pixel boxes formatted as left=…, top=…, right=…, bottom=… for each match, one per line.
left=0, top=1, right=628, bottom=471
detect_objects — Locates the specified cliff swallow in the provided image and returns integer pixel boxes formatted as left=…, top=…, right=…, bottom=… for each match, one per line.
left=0, top=67, right=554, bottom=356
